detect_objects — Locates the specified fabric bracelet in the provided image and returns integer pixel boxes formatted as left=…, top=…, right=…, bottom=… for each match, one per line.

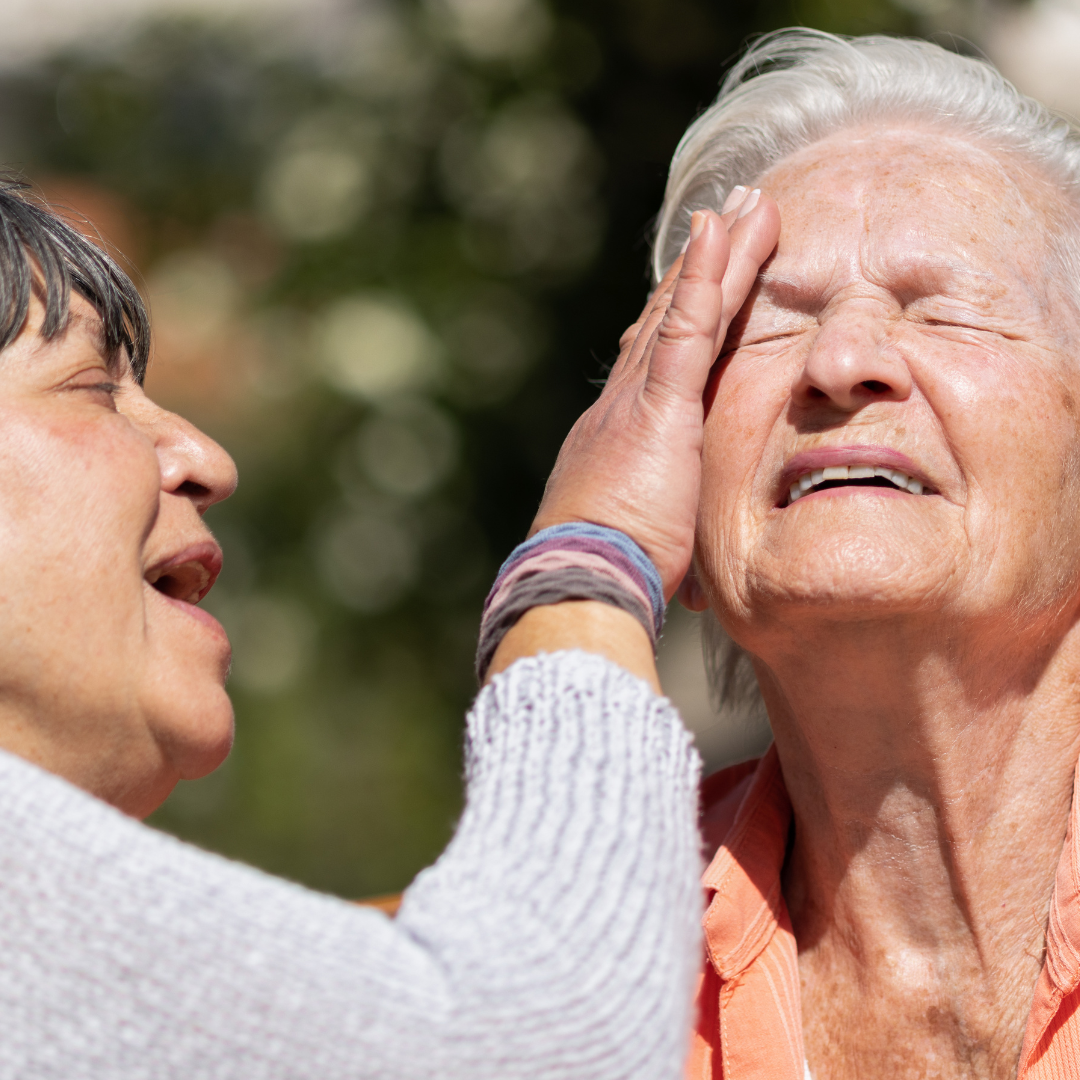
left=476, top=523, right=665, bottom=681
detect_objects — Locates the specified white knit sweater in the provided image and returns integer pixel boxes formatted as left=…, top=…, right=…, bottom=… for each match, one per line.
left=0, top=650, right=702, bottom=1079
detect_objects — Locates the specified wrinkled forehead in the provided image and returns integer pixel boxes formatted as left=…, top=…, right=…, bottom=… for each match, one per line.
left=758, top=126, right=1059, bottom=305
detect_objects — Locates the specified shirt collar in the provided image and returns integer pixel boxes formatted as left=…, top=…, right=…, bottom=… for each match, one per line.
left=700, top=744, right=1080, bottom=1079
left=701, top=744, right=792, bottom=981
left=1041, top=753, right=1080, bottom=995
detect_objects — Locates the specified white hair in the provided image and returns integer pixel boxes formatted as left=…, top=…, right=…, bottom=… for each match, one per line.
left=657, top=30, right=1080, bottom=731
left=654, top=29, right=1080, bottom=278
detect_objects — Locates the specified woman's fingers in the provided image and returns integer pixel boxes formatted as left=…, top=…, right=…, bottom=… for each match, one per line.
left=609, top=255, right=686, bottom=381
left=527, top=190, right=780, bottom=595
left=713, top=193, right=780, bottom=344
left=627, top=188, right=754, bottom=363
left=645, top=195, right=779, bottom=401
left=609, top=192, right=776, bottom=393
left=640, top=210, right=731, bottom=401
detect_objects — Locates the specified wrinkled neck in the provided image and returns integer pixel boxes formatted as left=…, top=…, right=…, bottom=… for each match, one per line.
left=755, top=615, right=1080, bottom=959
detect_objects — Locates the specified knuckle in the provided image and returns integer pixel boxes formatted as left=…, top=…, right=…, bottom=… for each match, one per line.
left=640, top=374, right=685, bottom=407
left=603, top=352, right=635, bottom=388
left=656, top=307, right=707, bottom=345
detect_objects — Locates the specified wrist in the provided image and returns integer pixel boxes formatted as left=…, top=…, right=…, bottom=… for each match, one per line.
left=485, top=601, right=660, bottom=693
left=475, top=522, right=665, bottom=682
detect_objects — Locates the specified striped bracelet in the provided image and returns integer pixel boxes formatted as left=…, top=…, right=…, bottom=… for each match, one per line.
left=475, top=522, right=665, bottom=681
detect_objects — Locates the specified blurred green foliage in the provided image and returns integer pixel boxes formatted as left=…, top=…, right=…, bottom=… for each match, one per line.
left=0, top=0, right=916, bottom=898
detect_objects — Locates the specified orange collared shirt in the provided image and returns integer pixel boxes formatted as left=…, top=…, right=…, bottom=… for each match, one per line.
left=687, top=745, right=1080, bottom=1080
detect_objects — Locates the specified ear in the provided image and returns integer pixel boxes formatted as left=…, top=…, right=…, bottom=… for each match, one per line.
left=676, top=562, right=709, bottom=612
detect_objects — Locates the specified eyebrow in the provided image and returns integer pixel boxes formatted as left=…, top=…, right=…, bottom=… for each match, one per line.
left=756, top=260, right=1000, bottom=307
left=64, top=308, right=126, bottom=376
left=756, top=272, right=803, bottom=297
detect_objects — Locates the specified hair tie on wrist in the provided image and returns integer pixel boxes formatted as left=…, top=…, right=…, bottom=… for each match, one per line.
left=475, top=522, right=665, bottom=682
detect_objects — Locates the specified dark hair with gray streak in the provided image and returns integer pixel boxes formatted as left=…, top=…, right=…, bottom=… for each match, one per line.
left=0, top=176, right=149, bottom=381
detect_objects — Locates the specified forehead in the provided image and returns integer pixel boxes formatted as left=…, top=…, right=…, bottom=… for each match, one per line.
left=1, top=290, right=129, bottom=383
left=757, top=127, right=1052, bottom=301
left=48, top=293, right=125, bottom=371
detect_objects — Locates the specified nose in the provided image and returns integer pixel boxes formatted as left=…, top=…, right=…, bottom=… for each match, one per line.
left=146, top=403, right=238, bottom=514
left=791, top=305, right=912, bottom=411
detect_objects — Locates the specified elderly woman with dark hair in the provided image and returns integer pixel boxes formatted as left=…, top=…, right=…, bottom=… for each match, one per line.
left=538, top=27, right=1080, bottom=1080
left=0, top=173, right=723, bottom=1077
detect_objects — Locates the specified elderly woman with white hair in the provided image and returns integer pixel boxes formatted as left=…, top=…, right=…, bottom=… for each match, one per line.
left=532, top=27, right=1080, bottom=1080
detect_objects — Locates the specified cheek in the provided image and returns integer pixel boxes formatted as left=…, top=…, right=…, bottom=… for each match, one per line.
left=697, top=354, right=791, bottom=574
left=919, top=341, right=1080, bottom=597
left=701, top=353, right=789, bottom=510
left=923, top=341, right=1079, bottom=505
left=0, top=405, right=159, bottom=611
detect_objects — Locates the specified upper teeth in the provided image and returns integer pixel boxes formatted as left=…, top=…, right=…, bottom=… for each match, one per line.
left=788, top=464, right=925, bottom=504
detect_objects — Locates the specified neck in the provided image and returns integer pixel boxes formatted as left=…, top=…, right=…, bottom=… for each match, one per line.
left=754, top=614, right=1080, bottom=1076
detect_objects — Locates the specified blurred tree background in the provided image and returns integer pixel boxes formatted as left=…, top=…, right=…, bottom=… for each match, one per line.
left=0, top=0, right=945, bottom=898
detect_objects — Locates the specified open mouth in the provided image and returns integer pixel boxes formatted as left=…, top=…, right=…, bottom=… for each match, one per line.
left=146, top=560, right=213, bottom=605
left=144, top=541, right=222, bottom=606
left=786, top=464, right=932, bottom=507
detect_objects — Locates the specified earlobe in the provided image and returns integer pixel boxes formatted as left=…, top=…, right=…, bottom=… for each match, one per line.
left=676, top=562, right=710, bottom=612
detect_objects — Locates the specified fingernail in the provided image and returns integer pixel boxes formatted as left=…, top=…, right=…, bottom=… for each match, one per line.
left=736, top=189, right=761, bottom=219
left=690, top=210, right=706, bottom=241
left=721, top=185, right=748, bottom=214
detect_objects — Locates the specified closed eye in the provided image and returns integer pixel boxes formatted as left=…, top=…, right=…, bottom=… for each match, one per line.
left=916, top=317, right=1023, bottom=341
left=720, top=330, right=807, bottom=359
left=922, top=318, right=985, bottom=329
left=749, top=331, right=805, bottom=345
left=82, top=381, right=122, bottom=400
left=66, top=379, right=122, bottom=408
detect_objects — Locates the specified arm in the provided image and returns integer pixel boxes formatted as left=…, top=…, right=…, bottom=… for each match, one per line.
left=0, top=198, right=779, bottom=1079
left=0, top=651, right=697, bottom=1080
left=487, top=601, right=660, bottom=692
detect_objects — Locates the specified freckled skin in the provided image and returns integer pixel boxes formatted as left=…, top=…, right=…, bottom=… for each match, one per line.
left=0, top=293, right=237, bottom=818
left=695, top=129, right=1080, bottom=1080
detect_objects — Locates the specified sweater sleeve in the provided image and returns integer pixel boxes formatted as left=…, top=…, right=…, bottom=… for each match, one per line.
left=0, top=650, right=702, bottom=1080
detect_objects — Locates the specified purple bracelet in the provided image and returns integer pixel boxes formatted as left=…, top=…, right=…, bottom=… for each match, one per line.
left=476, top=523, right=665, bottom=681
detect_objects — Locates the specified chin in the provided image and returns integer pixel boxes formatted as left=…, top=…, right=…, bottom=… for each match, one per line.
left=740, top=531, right=946, bottom=623
left=150, top=682, right=236, bottom=783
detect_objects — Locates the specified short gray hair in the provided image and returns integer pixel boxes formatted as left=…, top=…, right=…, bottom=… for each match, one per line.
left=654, top=29, right=1080, bottom=279
left=659, top=29, right=1080, bottom=722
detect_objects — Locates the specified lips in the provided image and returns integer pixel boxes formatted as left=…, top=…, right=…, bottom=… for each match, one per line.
left=144, top=540, right=223, bottom=605
left=778, top=445, right=936, bottom=508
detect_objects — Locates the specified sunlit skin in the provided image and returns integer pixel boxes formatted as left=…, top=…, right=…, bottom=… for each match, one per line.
left=506, top=124, right=1080, bottom=1079
left=686, top=129, right=1080, bottom=1079
left=0, top=291, right=236, bottom=819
